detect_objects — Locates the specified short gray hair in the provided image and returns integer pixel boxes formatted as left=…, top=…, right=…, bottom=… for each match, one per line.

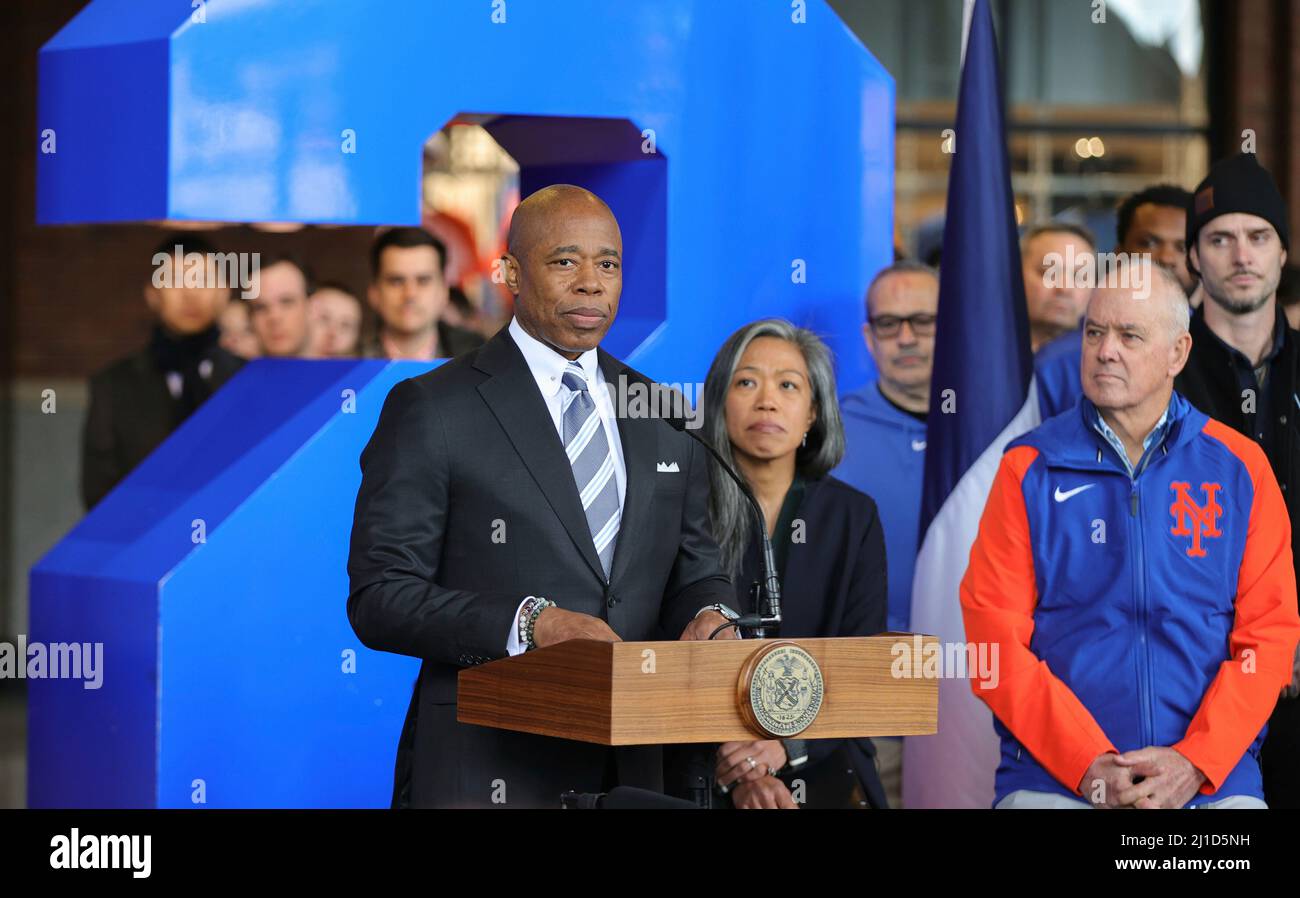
left=1152, top=262, right=1190, bottom=336
left=865, top=261, right=939, bottom=316
left=702, top=319, right=845, bottom=577
left=1088, top=258, right=1190, bottom=340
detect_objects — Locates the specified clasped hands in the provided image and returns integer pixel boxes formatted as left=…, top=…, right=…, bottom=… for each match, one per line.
left=1080, top=747, right=1206, bottom=809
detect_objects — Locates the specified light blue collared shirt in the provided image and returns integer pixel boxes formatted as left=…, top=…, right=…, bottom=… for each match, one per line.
left=1089, top=402, right=1171, bottom=478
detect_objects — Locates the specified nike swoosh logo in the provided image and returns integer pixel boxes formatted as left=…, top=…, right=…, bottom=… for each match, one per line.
left=1054, top=483, right=1097, bottom=503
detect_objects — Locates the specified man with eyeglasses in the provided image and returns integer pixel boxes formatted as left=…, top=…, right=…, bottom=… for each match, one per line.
left=833, top=259, right=939, bottom=810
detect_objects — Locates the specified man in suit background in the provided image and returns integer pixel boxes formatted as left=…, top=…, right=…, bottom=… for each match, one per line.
left=82, top=234, right=245, bottom=509
left=348, top=184, right=736, bottom=808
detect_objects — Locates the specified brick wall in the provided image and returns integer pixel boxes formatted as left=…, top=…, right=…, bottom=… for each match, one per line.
left=1211, top=0, right=1300, bottom=246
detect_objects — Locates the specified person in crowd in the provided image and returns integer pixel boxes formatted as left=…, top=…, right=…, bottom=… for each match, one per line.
left=348, top=186, right=734, bottom=808
left=1173, top=153, right=1300, bottom=807
left=1037, top=185, right=1199, bottom=420
left=667, top=319, right=890, bottom=809
left=362, top=227, right=483, bottom=360
left=248, top=255, right=315, bottom=358
left=1022, top=222, right=1096, bottom=353
left=1115, top=184, right=1196, bottom=295
left=308, top=282, right=363, bottom=357
left=833, top=260, right=938, bottom=809
left=963, top=261, right=1300, bottom=808
left=218, top=297, right=260, bottom=360
left=82, top=234, right=245, bottom=508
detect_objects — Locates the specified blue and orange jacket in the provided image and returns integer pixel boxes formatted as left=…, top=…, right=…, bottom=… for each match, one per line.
left=961, top=391, right=1300, bottom=806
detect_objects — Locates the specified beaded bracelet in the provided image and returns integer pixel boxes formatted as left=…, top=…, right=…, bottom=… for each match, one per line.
left=520, top=597, right=556, bottom=651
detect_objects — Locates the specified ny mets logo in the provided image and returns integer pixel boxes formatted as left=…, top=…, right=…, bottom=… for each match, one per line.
left=1169, top=481, right=1223, bottom=557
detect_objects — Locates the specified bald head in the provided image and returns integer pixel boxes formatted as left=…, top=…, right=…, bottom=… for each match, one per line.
left=507, top=185, right=619, bottom=259
left=503, top=185, right=623, bottom=358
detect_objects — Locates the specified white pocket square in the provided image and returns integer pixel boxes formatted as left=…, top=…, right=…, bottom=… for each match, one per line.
left=656, top=461, right=680, bottom=473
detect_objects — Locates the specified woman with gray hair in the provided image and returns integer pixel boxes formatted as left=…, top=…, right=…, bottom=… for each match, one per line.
left=669, top=318, right=889, bottom=809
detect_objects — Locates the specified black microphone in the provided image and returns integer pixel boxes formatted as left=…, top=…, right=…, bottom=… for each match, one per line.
left=610, top=366, right=782, bottom=637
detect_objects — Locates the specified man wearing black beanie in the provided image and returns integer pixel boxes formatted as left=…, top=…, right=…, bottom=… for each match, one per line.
left=1174, top=153, right=1300, bottom=808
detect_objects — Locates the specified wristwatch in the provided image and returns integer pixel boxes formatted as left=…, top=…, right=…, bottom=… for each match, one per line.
left=780, top=738, right=809, bottom=773
left=694, top=603, right=740, bottom=622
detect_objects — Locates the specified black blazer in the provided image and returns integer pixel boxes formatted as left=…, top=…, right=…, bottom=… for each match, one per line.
left=733, top=475, right=889, bottom=808
left=81, top=343, right=245, bottom=509
left=347, top=327, right=733, bottom=808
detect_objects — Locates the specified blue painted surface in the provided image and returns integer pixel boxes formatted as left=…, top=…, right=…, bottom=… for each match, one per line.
left=30, top=360, right=433, bottom=807
left=155, top=362, right=430, bottom=808
left=38, top=0, right=893, bottom=386
left=32, top=0, right=894, bottom=806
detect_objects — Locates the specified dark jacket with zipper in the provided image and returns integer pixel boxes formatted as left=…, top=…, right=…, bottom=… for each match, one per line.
left=1175, top=304, right=1300, bottom=807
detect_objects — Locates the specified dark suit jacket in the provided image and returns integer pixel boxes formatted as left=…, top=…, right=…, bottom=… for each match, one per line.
left=669, top=475, right=890, bottom=808
left=81, top=343, right=245, bottom=509
left=347, top=327, right=733, bottom=808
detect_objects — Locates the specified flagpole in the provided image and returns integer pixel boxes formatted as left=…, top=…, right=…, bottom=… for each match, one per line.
left=960, top=0, right=975, bottom=68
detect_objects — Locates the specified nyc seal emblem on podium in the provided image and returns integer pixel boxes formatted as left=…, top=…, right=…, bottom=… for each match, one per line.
left=737, top=642, right=825, bottom=738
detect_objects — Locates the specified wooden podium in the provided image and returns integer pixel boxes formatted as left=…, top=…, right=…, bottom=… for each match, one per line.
left=458, top=635, right=938, bottom=744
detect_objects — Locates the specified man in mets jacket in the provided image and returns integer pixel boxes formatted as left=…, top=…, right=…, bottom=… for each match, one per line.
left=963, top=267, right=1300, bottom=808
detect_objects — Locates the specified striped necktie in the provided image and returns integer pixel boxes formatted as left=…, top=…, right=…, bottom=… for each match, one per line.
left=561, top=362, right=620, bottom=579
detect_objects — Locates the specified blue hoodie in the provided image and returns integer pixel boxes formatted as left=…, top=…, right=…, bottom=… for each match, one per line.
left=833, top=381, right=927, bottom=632
left=1035, top=329, right=1083, bottom=421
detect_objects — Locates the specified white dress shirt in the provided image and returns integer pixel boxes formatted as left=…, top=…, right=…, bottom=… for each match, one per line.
left=504, top=317, right=626, bottom=655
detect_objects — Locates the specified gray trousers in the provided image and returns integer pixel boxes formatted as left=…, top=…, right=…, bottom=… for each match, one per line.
left=996, top=789, right=1267, bottom=809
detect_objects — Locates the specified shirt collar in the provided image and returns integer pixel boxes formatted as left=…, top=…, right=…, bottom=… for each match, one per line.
left=1193, top=302, right=1287, bottom=372
left=1087, top=399, right=1172, bottom=476
left=507, top=317, right=601, bottom=398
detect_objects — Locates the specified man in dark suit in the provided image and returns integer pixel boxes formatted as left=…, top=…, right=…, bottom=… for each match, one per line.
left=348, top=185, right=736, bottom=808
left=82, top=234, right=245, bottom=509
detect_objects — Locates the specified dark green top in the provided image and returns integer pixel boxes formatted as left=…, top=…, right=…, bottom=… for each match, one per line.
left=769, top=474, right=806, bottom=582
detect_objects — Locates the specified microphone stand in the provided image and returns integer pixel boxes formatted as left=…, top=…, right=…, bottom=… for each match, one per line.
left=612, top=365, right=782, bottom=638
left=654, top=410, right=782, bottom=639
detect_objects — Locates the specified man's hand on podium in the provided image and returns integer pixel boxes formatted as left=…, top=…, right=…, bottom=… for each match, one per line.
left=531, top=607, right=621, bottom=648
left=730, top=776, right=798, bottom=809
left=679, top=610, right=740, bottom=641
left=717, top=739, right=788, bottom=789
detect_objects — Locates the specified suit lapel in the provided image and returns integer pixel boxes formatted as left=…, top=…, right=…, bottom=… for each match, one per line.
left=602, top=353, right=655, bottom=585
left=475, top=331, right=607, bottom=584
